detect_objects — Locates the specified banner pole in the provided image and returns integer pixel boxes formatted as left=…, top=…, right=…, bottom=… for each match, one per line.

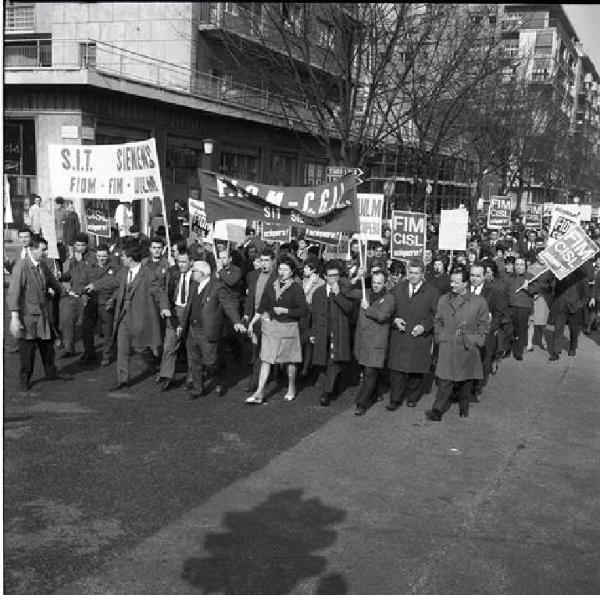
left=515, top=267, right=549, bottom=293
left=159, top=193, right=172, bottom=260
left=449, top=249, right=454, bottom=274
left=358, top=236, right=367, bottom=302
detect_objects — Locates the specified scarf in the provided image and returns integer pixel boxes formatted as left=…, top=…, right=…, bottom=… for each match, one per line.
left=274, top=278, right=293, bottom=301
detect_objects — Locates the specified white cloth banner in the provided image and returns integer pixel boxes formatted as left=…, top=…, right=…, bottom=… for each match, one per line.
left=48, top=139, right=163, bottom=202
left=438, top=208, right=468, bottom=251
left=548, top=206, right=580, bottom=247
left=357, top=193, right=384, bottom=240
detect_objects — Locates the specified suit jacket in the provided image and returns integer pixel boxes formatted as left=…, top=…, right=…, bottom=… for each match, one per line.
left=480, top=281, right=508, bottom=333
left=144, top=257, right=170, bottom=290
left=180, top=277, right=241, bottom=341
left=82, top=259, right=121, bottom=305
left=8, top=256, right=62, bottom=340
left=244, top=269, right=278, bottom=319
left=112, top=265, right=170, bottom=348
left=550, top=265, right=592, bottom=317
left=218, top=264, right=244, bottom=300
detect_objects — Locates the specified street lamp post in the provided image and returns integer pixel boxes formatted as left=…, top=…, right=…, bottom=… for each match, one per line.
left=202, top=138, right=214, bottom=171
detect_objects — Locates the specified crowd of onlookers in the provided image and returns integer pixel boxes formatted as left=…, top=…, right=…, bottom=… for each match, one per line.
left=5, top=197, right=600, bottom=421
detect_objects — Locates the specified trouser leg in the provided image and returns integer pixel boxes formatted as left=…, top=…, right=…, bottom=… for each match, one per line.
left=59, top=296, right=80, bottom=352
left=159, top=324, right=180, bottom=380
left=98, top=306, right=115, bottom=361
left=322, top=360, right=341, bottom=394
left=389, top=370, right=408, bottom=405
left=355, top=366, right=379, bottom=408
left=567, top=311, right=581, bottom=351
left=81, top=300, right=98, bottom=357
left=551, top=311, right=567, bottom=356
left=186, top=331, right=205, bottom=392
left=18, top=338, right=36, bottom=387
left=405, top=372, right=424, bottom=404
left=38, top=339, right=57, bottom=378
left=247, top=330, right=262, bottom=390
left=511, top=307, right=529, bottom=357
left=457, top=379, right=473, bottom=413
left=431, top=378, right=455, bottom=416
left=116, top=320, right=132, bottom=384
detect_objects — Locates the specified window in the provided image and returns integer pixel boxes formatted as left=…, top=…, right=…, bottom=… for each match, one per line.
left=4, top=3, right=35, bottom=31
left=271, top=153, right=297, bottom=185
left=220, top=152, right=259, bottom=181
left=79, top=42, right=96, bottom=68
left=503, top=39, right=519, bottom=58
left=166, top=147, right=200, bottom=186
left=317, top=22, right=335, bottom=49
left=535, top=32, right=553, bottom=56
left=281, top=3, right=304, bottom=36
left=303, top=163, right=327, bottom=186
left=224, top=3, right=239, bottom=16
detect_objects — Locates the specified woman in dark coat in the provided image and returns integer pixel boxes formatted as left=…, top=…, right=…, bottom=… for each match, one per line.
left=245, top=256, right=308, bottom=404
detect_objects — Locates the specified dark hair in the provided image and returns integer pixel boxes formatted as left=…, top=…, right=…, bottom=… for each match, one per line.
left=129, top=225, right=140, bottom=234
left=371, top=269, right=388, bottom=283
left=30, top=193, right=41, bottom=201
left=277, top=255, right=297, bottom=274
left=75, top=233, right=89, bottom=244
left=30, top=234, right=47, bottom=249
left=96, top=243, right=110, bottom=253
left=483, top=260, right=498, bottom=278
left=407, top=258, right=425, bottom=272
left=450, top=267, right=470, bottom=283
left=261, top=248, right=275, bottom=260
left=125, top=244, right=143, bottom=262
left=389, top=260, right=405, bottom=276
left=18, top=227, right=32, bottom=235
left=307, top=245, right=320, bottom=257
left=279, top=243, right=291, bottom=253
left=304, top=256, right=319, bottom=272
left=505, top=255, right=516, bottom=265
left=150, top=236, right=164, bottom=247
left=55, top=196, right=64, bottom=205
left=175, top=239, right=188, bottom=254
left=373, top=242, right=383, bottom=250
left=324, top=259, right=344, bottom=275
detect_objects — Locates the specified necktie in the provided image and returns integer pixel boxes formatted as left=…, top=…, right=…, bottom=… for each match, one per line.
left=128, top=270, right=133, bottom=285
left=409, top=285, right=414, bottom=298
left=179, top=274, right=187, bottom=304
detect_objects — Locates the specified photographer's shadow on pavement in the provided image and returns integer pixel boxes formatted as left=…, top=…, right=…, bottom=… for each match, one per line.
left=181, top=489, right=348, bottom=594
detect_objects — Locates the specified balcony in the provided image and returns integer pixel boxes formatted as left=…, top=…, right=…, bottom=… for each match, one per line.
left=4, top=4, right=35, bottom=32
left=4, top=38, right=330, bottom=136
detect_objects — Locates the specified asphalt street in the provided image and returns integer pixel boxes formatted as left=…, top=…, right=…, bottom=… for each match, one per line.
left=3, top=320, right=600, bottom=594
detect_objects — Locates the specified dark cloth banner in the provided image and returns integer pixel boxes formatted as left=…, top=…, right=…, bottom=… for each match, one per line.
left=85, top=206, right=110, bottom=237
left=305, top=229, right=342, bottom=246
left=197, top=170, right=358, bottom=232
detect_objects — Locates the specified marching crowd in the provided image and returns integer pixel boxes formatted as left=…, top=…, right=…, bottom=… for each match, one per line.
left=6, top=205, right=600, bottom=422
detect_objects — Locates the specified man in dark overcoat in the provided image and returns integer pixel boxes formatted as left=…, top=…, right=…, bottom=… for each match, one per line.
left=110, top=244, right=171, bottom=390
left=178, top=260, right=246, bottom=399
left=309, top=260, right=354, bottom=406
left=387, top=259, right=440, bottom=410
left=8, top=234, right=68, bottom=390
left=348, top=270, right=395, bottom=416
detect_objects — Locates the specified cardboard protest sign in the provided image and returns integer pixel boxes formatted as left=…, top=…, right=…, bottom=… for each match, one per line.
left=487, top=196, right=511, bottom=229
left=390, top=210, right=426, bottom=260
left=525, top=203, right=543, bottom=229
left=305, top=228, right=342, bottom=247
left=262, top=222, right=290, bottom=243
left=438, top=208, right=468, bottom=251
left=539, top=224, right=599, bottom=280
left=85, top=206, right=110, bottom=237
left=548, top=206, right=580, bottom=246
left=579, top=204, right=592, bottom=222
left=213, top=219, right=247, bottom=244
left=357, top=193, right=384, bottom=240
left=48, top=139, right=163, bottom=201
left=189, top=198, right=209, bottom=235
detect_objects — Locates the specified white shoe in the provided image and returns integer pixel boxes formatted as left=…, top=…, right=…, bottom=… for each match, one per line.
left=245, top=394, right=264, bottom=404
left=283, top=393, right=296, bottom=401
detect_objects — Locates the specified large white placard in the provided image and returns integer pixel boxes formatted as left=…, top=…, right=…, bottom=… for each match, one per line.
left=213, top=219, right=247, bottom=244
left=48, top=139, right=163, bottom=202
left=357, top=193, right=384, bottom=240
left=438, top=208, right=469, bottom=251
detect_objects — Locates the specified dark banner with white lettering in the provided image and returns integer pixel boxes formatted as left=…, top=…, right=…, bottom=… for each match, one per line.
left=197, top=170, right=359, bottom=232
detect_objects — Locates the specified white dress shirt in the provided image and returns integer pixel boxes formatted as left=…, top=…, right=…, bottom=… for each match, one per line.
left=175, top=271, right=192, bottom=307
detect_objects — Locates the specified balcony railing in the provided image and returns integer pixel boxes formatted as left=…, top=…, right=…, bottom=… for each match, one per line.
left=4, top=38, right=326, bottom=134
left=4, top=4, right=35, bottom=31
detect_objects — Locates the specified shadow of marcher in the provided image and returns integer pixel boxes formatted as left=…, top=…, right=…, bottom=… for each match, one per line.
left=181, top=489, right=348, bottom=595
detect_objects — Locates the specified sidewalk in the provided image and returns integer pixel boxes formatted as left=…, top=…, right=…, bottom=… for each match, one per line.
left=57, top=334, right=600, bottom=594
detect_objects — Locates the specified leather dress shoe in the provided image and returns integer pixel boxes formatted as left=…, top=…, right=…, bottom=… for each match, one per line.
left=568, top=349, right=576, bottom=357
left=354, top=406, right=367, bottom=416
left=406, top=401, right=417, bottom=408
left=46, top=373, right=73, bottom=381
left=386, top=402, right=401, bottom=411
left=185, top=381, right=194, bottom=391
left=19, top=379, right=32, bottom=391
left=214, top=384, right=224, bottom=396
left=425, top=409, right=442, bottom=421
left=108, top=381, right=129, bottom=391
left=79, top=354, right=97, bottom=364
left=514, top=354, right=523, bottom=361
left=100, top=358, right=111, bottom=367
left=319, top=393, right=332, bottom=407
left=245, top=383, right=258, bottom=394
left=184, top=391, right=203, bottom=401
left=159, top=379, right=173, bottom=392
left=459, top=408, right=469, bottom=418
left=549, top=353, right=559, bottom=361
